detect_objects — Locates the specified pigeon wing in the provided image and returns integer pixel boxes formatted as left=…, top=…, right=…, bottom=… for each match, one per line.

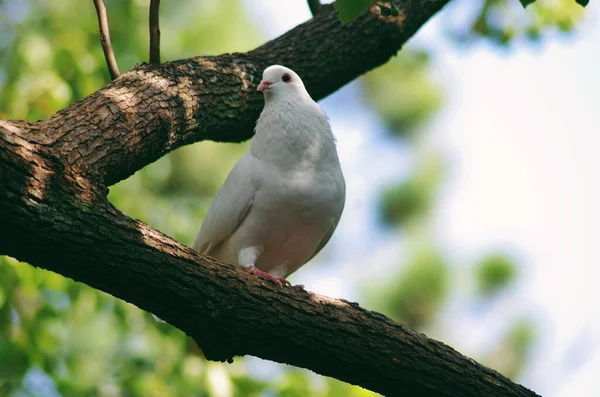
left=192, top=153, right=256, bottom=255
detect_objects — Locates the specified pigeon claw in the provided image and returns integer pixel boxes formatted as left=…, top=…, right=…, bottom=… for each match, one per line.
left=246, top=266, right=292, bottom=287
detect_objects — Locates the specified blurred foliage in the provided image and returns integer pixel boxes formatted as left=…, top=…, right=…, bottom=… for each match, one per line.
left=446, top=0, right=586, bottom=46
left=0, top=0, right=259, bottom=121
left=368, top=246, right=450, bottom=330
left=379, top=179, right=428, bottom=226
left=335, top=0, right=586, bottom=44
left=361, top=50, right=443, bottom=138
left=378, top=148, right=443, bottom=226
left=484, top=319, right=537, bottom=379
left=475, top=253, right=519, bottom=297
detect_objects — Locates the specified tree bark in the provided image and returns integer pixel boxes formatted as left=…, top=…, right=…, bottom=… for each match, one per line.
left=0, top=2, right=539, bottom=396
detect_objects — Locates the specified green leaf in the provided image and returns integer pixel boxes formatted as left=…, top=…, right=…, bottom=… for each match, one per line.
left=518, top=0, right=536, bottom=7
left=575, top=0, right=588, bottom=6
left=335, top=0, right=373, bottom=24
left=475, top=254, right=518, bottom=296
left=381, top=247, right=450, bottom=329
left=379, top=180, right=428, bottom=226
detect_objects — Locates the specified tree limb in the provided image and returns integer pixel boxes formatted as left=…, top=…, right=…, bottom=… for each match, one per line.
left=149, top=0, right=161, bottom=65
left=0, top=2, right=539, bottom=396
left=92, top=0, right=120, bottom=80
left=25, top=2, right=451, bottom=188
left=308, top=0, right=322, bottom=16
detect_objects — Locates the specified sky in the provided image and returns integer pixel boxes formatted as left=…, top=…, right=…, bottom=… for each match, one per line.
left=434, top=17, right=600, bottom=396
left=250, top=1, right=600, bottom=396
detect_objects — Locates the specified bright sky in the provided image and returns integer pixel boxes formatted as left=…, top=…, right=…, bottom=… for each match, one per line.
left=433, top=16, right=600, bottom=396
left=250, top=1, right=599, bottom=396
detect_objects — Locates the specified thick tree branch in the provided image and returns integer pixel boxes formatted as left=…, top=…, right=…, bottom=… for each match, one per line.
left=93, top=0, right=120, bottom=80
left=0, top=1, right=539, bottom=396
left=149, top=0, right=161, bottom=65
left=33, top=2, right=447, bottom=187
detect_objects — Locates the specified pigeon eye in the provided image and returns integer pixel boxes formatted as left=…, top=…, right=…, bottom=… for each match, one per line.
left=282, top=73, right=291, bottom=83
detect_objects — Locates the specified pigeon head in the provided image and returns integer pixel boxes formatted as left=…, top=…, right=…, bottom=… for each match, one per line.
left=257, top=65, right=307, bottom=99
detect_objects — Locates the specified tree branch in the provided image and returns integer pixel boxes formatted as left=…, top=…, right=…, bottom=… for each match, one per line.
left=0, top=2, right=539, bottom=396
left=25, top=3, right=449, bottom=188
left=149, top=0, right=161, bottom=65
left=308, top=0, right=321, bottom=16
left=93, top=0, right=120, bottom=80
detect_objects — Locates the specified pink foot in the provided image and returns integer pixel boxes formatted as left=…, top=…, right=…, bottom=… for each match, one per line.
left=246, top=266, right=297, bottom=287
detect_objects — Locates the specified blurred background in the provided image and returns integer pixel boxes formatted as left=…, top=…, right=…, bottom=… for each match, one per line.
left=0, top=0, right=598, bottom=396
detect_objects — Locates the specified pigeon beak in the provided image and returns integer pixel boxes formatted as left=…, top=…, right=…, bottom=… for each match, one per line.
left=257, top=80, right=273, bottom=92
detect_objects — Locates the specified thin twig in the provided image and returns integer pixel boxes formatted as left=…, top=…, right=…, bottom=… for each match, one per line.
left=93, top=0, right=120, bottom=80
left=149, top=0, right=161, bottom=65
left=307, top=0, right=321, bottom=16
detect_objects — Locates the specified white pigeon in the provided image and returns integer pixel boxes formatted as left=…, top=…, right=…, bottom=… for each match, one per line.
left=193, top=65, right=346, bottom=286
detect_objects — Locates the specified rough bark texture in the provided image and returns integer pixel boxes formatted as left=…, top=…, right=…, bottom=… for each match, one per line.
left=0, top=2, right=539, bottom=396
